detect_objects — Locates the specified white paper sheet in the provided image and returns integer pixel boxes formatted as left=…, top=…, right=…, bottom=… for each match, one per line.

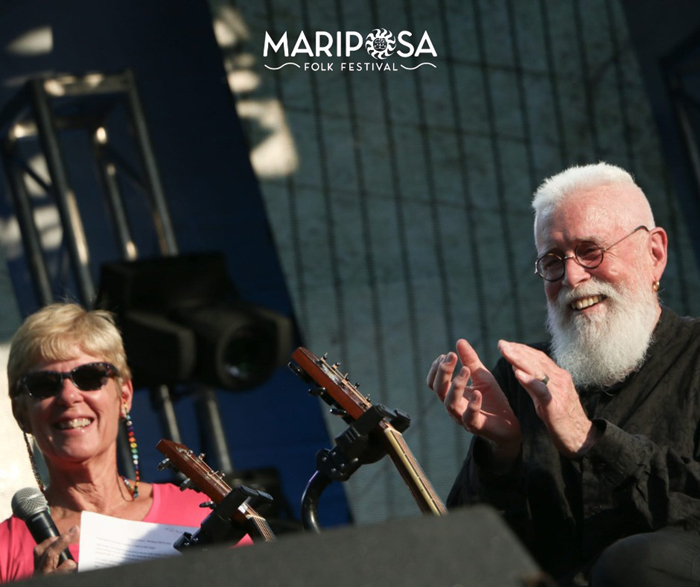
left=79, top=511, right=199, bottom=572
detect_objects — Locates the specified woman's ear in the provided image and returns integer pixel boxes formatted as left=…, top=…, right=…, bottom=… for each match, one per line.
left=12, top=396, right=31, bottom=434
left=120, top=379, right=134, bottom=414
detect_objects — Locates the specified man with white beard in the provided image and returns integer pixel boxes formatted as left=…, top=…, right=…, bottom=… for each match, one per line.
left=428, top=162, right=700, bottom=586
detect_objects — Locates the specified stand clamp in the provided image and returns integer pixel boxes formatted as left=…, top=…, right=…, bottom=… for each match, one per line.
left=174, top=485, right=272, bottom=550
left=301, top=404, right=411, bottom=532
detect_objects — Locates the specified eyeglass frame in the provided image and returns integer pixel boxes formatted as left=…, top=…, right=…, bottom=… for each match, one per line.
left=534, top=225, right=650, bottom=282
left=18, top=361, right=120, bottom=400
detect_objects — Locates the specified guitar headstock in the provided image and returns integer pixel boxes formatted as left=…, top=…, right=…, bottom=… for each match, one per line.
left=157, top=439, right=230, bottom=504
left=157, top=439, right=278, bottom=542
left=290, top=347, right=372, bottom=422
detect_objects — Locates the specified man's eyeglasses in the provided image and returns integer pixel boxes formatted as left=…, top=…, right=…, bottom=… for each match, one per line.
left=534, top=225, right=649, bottom=282
left=19, top=362, right=120, bottom=400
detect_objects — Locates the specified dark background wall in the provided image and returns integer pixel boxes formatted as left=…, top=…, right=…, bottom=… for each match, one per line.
left=2, top=0, right=700, bottom=530
left=213, top=0, right=700, bottom=523
left=0, top=0, right=350, bottom=527
left=621, top=0, right=700, bottom=261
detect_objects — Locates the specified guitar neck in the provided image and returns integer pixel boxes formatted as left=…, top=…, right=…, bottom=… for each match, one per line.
left=156, top=439, right=276, bottom=542
left=382, top=425, right=447, bottom=516
left=242, top=505, right=276, bottom=542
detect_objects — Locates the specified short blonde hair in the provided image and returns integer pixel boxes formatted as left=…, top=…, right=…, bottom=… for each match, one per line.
left=7, top=303, right=131, bottom=399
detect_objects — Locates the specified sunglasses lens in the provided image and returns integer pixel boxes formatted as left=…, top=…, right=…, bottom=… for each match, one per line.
left=72, top=365, right=111, bottom=391
left=23, top=372, right=62, bottom=399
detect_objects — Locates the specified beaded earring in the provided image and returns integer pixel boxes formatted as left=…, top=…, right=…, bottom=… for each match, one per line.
left=122, top=403, right=140, bottom=499
left=23, top=431, right=46, bottom=493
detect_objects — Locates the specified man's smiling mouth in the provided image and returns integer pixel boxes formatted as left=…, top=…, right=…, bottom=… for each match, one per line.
left=570, top=295, right=607, bottom=311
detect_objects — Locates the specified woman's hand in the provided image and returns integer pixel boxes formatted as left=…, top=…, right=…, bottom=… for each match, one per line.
left=34, top=526, right=79, bottom=576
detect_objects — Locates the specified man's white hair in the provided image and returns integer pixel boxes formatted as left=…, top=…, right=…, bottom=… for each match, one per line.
left=532, top=162, right=655, bottom=237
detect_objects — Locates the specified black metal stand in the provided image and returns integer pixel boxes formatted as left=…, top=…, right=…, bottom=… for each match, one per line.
left=300, top=403, right=410, bottom=533
left=174, top=485, right=272, bottom=550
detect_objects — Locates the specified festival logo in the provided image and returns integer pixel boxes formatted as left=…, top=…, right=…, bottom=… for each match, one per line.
left=365, top=29, right=396, bottom=60
left=263, top=28, right=437, bottom=72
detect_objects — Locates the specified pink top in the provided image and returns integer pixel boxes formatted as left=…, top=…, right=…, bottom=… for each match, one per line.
left=0, top=483, right=252, bottom=583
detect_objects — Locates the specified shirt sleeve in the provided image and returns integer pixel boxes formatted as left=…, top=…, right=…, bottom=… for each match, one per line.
left=445, top=357, right=533, bottom=541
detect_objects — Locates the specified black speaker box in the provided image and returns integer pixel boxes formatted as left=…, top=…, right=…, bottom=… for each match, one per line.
left=28, top=506, right=547, bottom=586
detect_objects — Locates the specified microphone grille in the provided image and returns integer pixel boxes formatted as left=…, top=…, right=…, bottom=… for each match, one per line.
left=11, top=487, right=48, bottom=520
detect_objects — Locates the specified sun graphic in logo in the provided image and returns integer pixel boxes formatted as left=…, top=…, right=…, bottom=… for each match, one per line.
left=365, top=28, right=396, bottom=60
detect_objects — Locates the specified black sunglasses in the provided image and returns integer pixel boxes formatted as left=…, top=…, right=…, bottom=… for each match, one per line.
left=20, top=362, right=120, bottom=400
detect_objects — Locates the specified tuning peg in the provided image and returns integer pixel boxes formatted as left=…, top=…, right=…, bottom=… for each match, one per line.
left=157, top=458, right=172, bottom=471
left=332, top=362, right=341, bottom=369
left=309, top=386, right=325, bottom=396
left=180, top=477, right=195, bottom=491
left=354, top=382, right=361, bottom=388
left=330, top=407, right=348, bottom=417
left=199, top=501, right=215, bottom=509
left=198, top=453, right=206, bottom=461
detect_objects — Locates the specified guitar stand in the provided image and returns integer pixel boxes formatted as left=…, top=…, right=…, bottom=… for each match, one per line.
left=174, top=485, right=273, bottom=550
left=301, top=403, right=410, bottom=533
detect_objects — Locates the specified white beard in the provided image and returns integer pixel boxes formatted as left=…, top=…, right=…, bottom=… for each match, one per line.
left=546, top=278, right=659, bottom=389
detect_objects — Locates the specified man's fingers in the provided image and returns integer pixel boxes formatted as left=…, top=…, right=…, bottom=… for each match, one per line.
left=441, top=366, right=469, bottom=421
left=429, top=352, right=459, bottom=401
left=426, top=354, right=446, bottom=389
left=498, top=340, right=556, bottom=374
left=513, top=367, right=552, bottom=405
left=456, top=339, right=485, bottom=372
left=461, top=388, right=482, bottom=430
left=457, top=339, right=499, bottom=387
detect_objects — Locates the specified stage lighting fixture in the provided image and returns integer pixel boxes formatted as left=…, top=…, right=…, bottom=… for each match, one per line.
left=96, top=252, right=293, bottom=390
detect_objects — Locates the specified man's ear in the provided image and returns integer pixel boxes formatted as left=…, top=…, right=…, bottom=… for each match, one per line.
left=649, top=227, right=668, bottom=283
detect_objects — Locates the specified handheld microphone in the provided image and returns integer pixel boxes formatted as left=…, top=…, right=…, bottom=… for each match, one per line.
left=11, top=487, right=75, bottom=563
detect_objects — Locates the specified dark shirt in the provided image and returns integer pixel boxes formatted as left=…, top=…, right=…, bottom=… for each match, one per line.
left=447, top=307, right=700, bottom=582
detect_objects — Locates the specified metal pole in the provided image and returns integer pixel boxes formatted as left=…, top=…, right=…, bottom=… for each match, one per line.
left=194, top=386, right=234, bottom=474
left=92, top=134, right=138, bottom=260
left=123, top=70, right=178, bottom=256
left=151, top=384, right=183, bottom=444
left=29, top=79, right=95, bottom=306
left=1, top=139, right=53, bottom=306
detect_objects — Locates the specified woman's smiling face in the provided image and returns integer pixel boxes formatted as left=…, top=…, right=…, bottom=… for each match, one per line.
left=19, top=347, right=132, bottom=468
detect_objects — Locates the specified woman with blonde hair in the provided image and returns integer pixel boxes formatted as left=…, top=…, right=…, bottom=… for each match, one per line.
left=0, top=303, right=249, bottom=582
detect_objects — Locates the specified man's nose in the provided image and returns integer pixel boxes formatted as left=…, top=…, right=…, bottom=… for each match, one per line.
left=561, top=257, right=591, bottom=288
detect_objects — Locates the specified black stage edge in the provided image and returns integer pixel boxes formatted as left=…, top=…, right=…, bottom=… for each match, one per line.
left=23, top=506, right=545, bottom=586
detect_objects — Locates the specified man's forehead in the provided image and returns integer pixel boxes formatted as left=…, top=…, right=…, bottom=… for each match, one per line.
left=535, top=188, right=627, bottom=249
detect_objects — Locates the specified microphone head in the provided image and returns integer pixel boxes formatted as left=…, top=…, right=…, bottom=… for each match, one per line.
left=12, top=487, right=48, bottom=520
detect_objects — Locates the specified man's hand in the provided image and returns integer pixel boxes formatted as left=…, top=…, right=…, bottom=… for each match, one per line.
left=33, top=525, right=79, bottom=577
left=427, top=339, right=521, bottom=465
left=498, top=340, right=599, bottom=458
